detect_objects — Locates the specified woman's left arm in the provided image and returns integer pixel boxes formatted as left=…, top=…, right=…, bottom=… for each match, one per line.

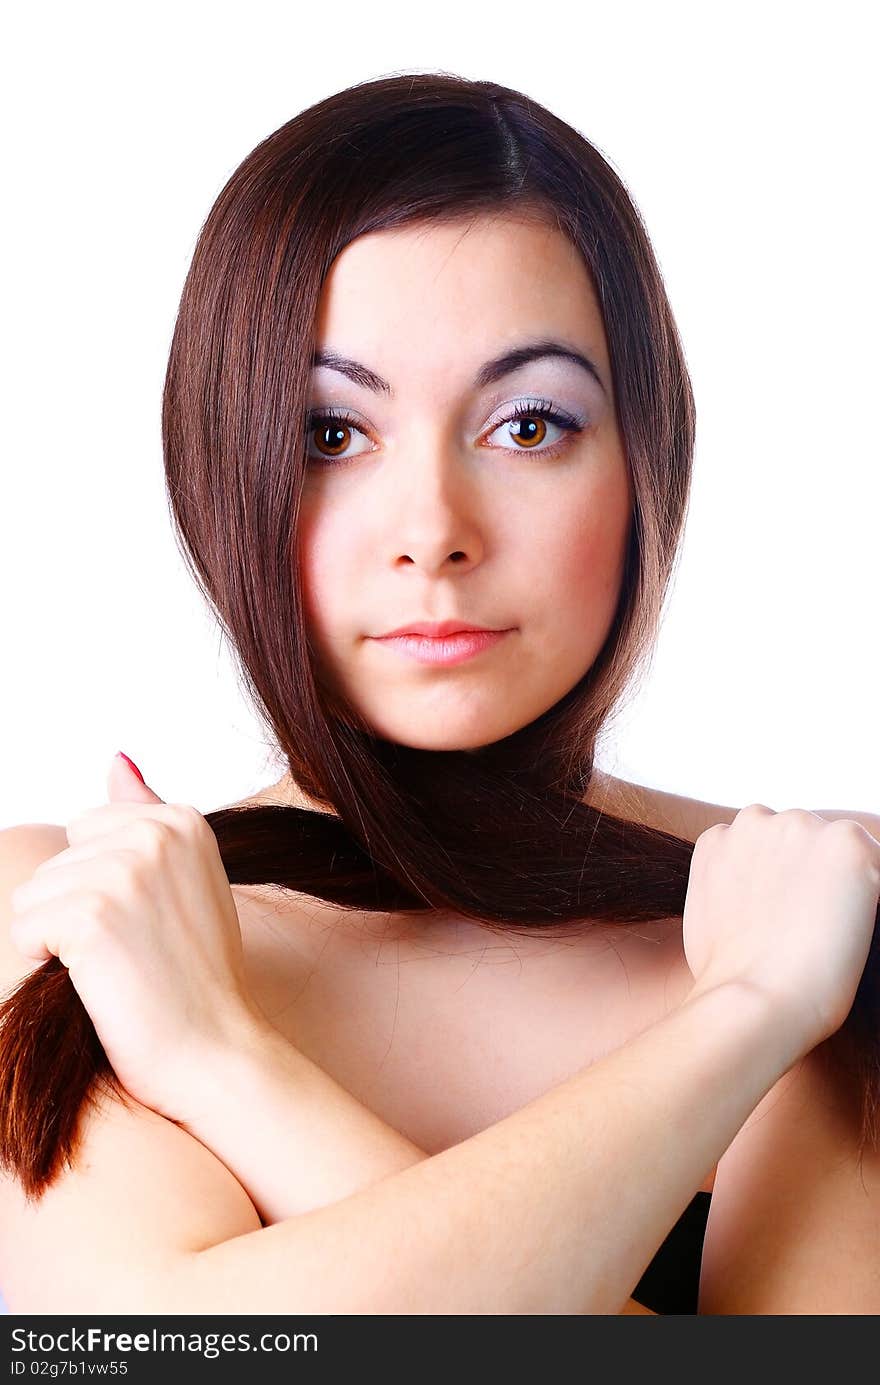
left=698, top=802, right=880, bottom=1314
left=698, top=1036, right=880, bottom=1313
left=174, top=1013, right=427, bottom=1226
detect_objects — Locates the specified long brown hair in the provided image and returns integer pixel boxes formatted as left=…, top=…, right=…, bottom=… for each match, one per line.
left=2, top=72, right=878, bottom=1201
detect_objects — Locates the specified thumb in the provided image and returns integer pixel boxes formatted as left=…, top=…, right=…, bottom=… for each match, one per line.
left=108, top=751, right=164, bottom=804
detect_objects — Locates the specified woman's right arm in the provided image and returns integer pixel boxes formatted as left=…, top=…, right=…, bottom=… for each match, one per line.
left=1, top=824, right=800, bottom=1314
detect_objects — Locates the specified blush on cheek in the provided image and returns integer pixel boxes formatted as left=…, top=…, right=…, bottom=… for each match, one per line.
left=557, top=487, right=631, bottom=615
left=296, top=510, right=364, bottom=671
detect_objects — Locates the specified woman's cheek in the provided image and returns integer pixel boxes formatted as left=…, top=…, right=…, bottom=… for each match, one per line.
left=555, top=482, right=631, bottom=622
left=297, top=506, right=362, bottom=669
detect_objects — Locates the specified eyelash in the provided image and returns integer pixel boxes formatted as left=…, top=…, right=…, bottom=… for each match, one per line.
left=303, top=397, right=588, bottom=467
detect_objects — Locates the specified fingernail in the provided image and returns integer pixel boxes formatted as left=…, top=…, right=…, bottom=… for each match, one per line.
left=116, top=751, right=145, bottom=784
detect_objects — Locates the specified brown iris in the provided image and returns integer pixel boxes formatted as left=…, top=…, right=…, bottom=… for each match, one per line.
left=509, top=415, right=547, bottom=448
left=312, top=420, right=352, bottom=458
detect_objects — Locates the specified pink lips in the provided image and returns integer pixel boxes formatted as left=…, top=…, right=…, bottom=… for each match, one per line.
left=377, top=619, right=502, bottom=639
left=372, top=624, right=514, bottom=667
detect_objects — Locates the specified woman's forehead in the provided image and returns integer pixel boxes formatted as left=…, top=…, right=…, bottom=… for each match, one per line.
left=311, top=221, right=610, bottom=401
left=316, top=216, right=605, bottom=334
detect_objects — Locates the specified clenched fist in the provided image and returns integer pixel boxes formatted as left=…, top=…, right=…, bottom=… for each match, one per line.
left=8, top=753, right=267, bottom=1124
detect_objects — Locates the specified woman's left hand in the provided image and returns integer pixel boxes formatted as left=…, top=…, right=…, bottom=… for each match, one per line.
left=8, top=752, right=267, bottom=1124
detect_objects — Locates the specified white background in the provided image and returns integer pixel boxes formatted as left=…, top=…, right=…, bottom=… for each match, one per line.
left=0, top=0, right=877, bottom=1325
left=2, top=0, right=878, bottom=834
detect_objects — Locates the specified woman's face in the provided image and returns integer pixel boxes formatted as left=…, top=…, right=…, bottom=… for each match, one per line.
left=297, top=213, right=633, bottom=751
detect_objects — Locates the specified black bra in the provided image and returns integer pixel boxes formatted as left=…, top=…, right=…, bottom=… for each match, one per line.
left=631, top=1190, right=712, bottom=1314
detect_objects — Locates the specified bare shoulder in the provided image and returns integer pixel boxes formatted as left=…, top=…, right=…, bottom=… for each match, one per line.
left=586, top=770, right=739, bottom=843
left=0, top=822, right=262, bottom=1312
left=0, top=823, right=69, bottom=994
left=596, top=773, right=880, bottom=845
left=0, top=822, right=67, bottom=875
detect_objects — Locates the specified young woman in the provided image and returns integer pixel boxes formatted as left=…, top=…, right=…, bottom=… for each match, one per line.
left=1, top=73, right=879, bottom=1316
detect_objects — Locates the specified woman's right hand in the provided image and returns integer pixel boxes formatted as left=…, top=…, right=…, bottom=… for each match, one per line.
left=682, top=803, right=880, bottom=1056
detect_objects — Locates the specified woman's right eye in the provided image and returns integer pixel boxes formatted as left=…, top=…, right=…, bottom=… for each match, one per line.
left=304, top=410, right=374, bottom=464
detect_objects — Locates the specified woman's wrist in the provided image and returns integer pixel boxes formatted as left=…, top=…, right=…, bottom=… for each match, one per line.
left=683, top=974, right=818, bottom=1072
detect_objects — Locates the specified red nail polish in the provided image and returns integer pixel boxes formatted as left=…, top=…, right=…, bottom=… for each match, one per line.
left=116, top=751, right=145, bottom=784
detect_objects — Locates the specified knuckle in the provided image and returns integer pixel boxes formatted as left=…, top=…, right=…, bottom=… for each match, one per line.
left=735, top=802, right=775, bottom=821
left=110, top=846, right=148, bottom=888
left=825, top=815, right=867, bottom=836
left=774, top=807, right=821, bottom=835
left=169, top=802, right=206, bottom=836
left=78, top=888, right=115, bottom=927
left=132, top=815, right=174, bottom=856
left=77, top=898, right=115, bottom=948
left=694, top=822, right=728, bottom=850
left=824, top=817, right=874, bottom=858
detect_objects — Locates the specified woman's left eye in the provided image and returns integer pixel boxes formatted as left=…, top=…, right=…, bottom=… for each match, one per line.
left=484, top=398, right=587, bottom=459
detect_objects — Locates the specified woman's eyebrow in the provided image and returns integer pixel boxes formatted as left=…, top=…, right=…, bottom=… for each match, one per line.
left=310, top=339, right=608, bottom=397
